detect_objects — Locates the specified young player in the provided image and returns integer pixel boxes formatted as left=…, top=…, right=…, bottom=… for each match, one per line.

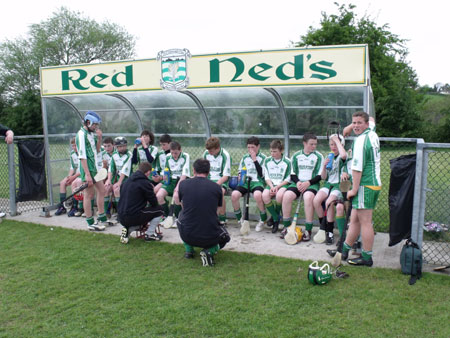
left=55, top=138, right=82, bottom=216
left=104, top=137, right=133, bottom=212
left=156, top=141, right=190, bottom=220
left=75, top=111, right=108, bottom=231
left=262, top=140, right=291, bottom=233
left=132, top=130, right=158, bottom=168
left=0, top=124, right=13, bottom=218
left=312, top=134, right=347, bottom=244
left=100, top=137, right=115, bottom=217
left=153, top=134, right=172, bottom=194
left=281, top=133, right=324, bottom=241
left=342, top=112, right=380, bottom=266
left=231, top=136, right=267, bottom=234
left=202, top=137, right=232, bottom=225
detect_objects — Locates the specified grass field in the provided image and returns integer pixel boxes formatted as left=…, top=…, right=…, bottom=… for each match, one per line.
left=1, top=220, right=449, bottom=337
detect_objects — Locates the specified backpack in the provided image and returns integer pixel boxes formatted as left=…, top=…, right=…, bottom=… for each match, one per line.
left=400, top=239, right=422, bottom=285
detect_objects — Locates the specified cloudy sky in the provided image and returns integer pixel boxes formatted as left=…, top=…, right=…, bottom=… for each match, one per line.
left=0, top=0, right=447, bottom=86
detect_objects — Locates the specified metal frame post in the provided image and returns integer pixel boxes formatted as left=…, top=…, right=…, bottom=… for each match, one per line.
left=7, top=143, right=17, bottom=216
left=411, top=140, right=425, bottom=247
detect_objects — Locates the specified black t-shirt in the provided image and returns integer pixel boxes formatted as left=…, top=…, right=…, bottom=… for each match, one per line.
left=178, top=176, right=223, bottom=245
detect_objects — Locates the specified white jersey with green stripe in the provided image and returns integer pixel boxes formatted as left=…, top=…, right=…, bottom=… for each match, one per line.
left=325, top=155, right=345, bottom=185
left=70, top=150, right=79, bottom=173
left=137, top=145, right=158, bottom=163
left=165, top=152, right=190, bottom=179
left=351, top=127, right=381, bottom=187
left=155, top=150, right=169, bottom=174
left=238, top=152, right=267, bottom=182
left=109, top=150, right=133, bottom=181
left=76, top=127, right=99, bottom=174
left=263, top=155, right=291, bottom=186
left=101, top=150, right=114, bottom=169
left=290, top=150, right=324, bottom=182
left=202, top=148, right=232, bottom=181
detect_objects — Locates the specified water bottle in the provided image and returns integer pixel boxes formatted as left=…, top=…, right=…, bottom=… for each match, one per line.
left=239, top=166, right=247, bottom=186
left=135, top=138, right=142, bottom=145
left=163, top=168, right=171, bottom=185
left=326, top=153, right=334, bottom=170
left=152, top=169, right=158, bottom=177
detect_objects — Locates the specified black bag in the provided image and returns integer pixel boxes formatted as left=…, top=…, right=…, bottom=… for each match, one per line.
left=400, top=239, right=422, bottom=285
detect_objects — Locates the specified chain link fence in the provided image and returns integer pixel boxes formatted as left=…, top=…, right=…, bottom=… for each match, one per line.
left=1, top=134, right=449, bottom=266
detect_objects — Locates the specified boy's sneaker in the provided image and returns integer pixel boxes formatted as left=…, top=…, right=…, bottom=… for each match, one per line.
left=55, top=205, right=66, bottom=216
left=255, top=220, right=264, bottom=232
left=280, top=227, right=288, bottom=239
left=271, top=220, right=279, bottom=233
left=326, top=232, right=334, bottom=245
left=144, top=232, right=163, bottom=242
left=348, top=256, right=373, bottom=267
left=0, top=212, right=6, bottom=218
left=327, top=249, right=337, bottom=257
left=74, top=210, right=83, bottom=217
left=67, top=208, right=77, bottom=217
left=200, top=249, right=215, bottom=267
left=120, top=227, right=129, bottom=244
left=87, top=223, right=105, bottom=231
left=184, top=251, right=194, bottom=259
left=302, top=230, right=311, bottom=242
left=267, top=217, right=274, bottom=228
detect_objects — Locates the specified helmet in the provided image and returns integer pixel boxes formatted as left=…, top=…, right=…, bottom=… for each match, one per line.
left=114, top=136, right=128, bottom=146
left=84, top=111, right=102, bottom=125
left=330, top=134, right=345, bottom=147
left=308, top=261, right=332, bottom=285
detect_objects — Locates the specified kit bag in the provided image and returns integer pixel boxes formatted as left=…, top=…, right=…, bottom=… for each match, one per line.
left=400, top=238, right=422, bottom=285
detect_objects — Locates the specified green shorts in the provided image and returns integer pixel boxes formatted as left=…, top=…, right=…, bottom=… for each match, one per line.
left=352, top=186, right=381, bottom=209
left=287, top=182, right=320, bottom=192
left=319, top=182, right=343, bottom=200
left=161, top=179, right=178, bottom=196
left=80, top=166, right=97, bottom=183
left=236, top=180, right=264, bottom=195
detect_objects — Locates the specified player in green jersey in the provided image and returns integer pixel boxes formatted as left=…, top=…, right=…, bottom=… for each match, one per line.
left=153, top=134, right=172, bottom=194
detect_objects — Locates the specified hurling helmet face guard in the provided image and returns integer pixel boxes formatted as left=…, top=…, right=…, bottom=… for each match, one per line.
left=114, top=136, right=128, bottom=147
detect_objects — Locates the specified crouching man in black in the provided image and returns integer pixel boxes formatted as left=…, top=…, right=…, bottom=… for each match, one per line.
left=118, top=162, right=164, bottom=244
left=177, top=159, right=230, bottom=266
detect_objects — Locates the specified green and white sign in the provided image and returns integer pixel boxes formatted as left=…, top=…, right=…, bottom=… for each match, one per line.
left=40, top=44, right=368, bottom=96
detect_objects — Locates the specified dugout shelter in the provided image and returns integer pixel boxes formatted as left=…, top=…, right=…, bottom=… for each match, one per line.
left=40, top=44, right=374, bottom=204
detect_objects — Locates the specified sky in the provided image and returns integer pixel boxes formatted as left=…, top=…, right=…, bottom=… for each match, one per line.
left=0, top=0, right=447, bottom=87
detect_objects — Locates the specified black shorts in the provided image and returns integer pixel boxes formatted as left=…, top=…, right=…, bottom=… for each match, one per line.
left=119, top=205, right=163, bottom=228
left=286, top=187, right=317, bottom=198
left=236, top=185, right=264, bottom=195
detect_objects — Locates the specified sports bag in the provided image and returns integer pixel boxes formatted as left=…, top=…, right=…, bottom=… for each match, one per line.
left=400, top=239, right=422, bottom=285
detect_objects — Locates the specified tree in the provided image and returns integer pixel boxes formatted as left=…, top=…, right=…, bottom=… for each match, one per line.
left=0, top=7, right=136, bottom=135
left=294, top=3, right=425, bottom=137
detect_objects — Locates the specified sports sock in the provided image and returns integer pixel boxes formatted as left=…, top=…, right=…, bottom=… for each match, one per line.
left=78, top=200, right=83, bottom=210
left=260, top=211, right=267, bottom=222
left=343, top=242, right=352, bottom=254
left=206, top=244, right=220, bottom=255
left=183, top=242, right=195, bottom=253
left=265, top=201, right=279, bottom=220
left=59, top=193, right=66, bottom=204
left=91, top=199, right=95, bottom=214
left=362, top=250, right=373, bottom=261
left=161, top=203, right=169, bottom=216
left=282, top=218, right=291, bottom=228
left=326, top=221, right=335, bottom=232
left=174, top=205, right=182, bottom=217
left=219, top=214, right=227, bottom=223
left=97, top=213, right=107, bottom=222
left=305, top=222, right=313, bottom=232
left=275, top=202, right=281, bottom=215
left=234, top=209, right=242, bottom=221
left=336, top=216, right=345, bottom=236
left=318, top=217, right=323, bottom=227
left=86, top=217, right=94, bottom=226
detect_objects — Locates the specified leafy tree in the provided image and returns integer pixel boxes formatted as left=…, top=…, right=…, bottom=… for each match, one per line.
left=0, top=7, right=136, bottom=135
left=294, top=3, right=425, bottom=137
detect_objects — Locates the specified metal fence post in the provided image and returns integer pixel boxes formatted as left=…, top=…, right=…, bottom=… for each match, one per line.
left=411, top=140, right=425, bottom=247
left=7, top=143, right=17, bottom=216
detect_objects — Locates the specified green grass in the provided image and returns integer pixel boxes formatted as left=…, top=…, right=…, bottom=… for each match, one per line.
left=1, top=220, right=449, bottom=337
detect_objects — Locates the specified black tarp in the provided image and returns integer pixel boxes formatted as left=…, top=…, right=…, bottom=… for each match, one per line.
left=388, top=154, right=416, bottom=246
left=16, top=140, right=47, bottom=202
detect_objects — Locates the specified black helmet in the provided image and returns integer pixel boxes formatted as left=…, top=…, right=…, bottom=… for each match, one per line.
left=114, top=137, right=127, bottom=146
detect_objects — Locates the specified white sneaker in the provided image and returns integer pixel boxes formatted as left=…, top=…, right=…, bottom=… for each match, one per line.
left=87, top=223, right=105, bottom=231
left=171, top=218, right=178, bottom=228
left=255, top=220, right=264, bottom=232
left=0, top=212, right=6, bottom=218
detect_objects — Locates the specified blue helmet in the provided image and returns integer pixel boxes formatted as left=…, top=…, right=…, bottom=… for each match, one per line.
left=84, top=111, right=102, bottom=124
